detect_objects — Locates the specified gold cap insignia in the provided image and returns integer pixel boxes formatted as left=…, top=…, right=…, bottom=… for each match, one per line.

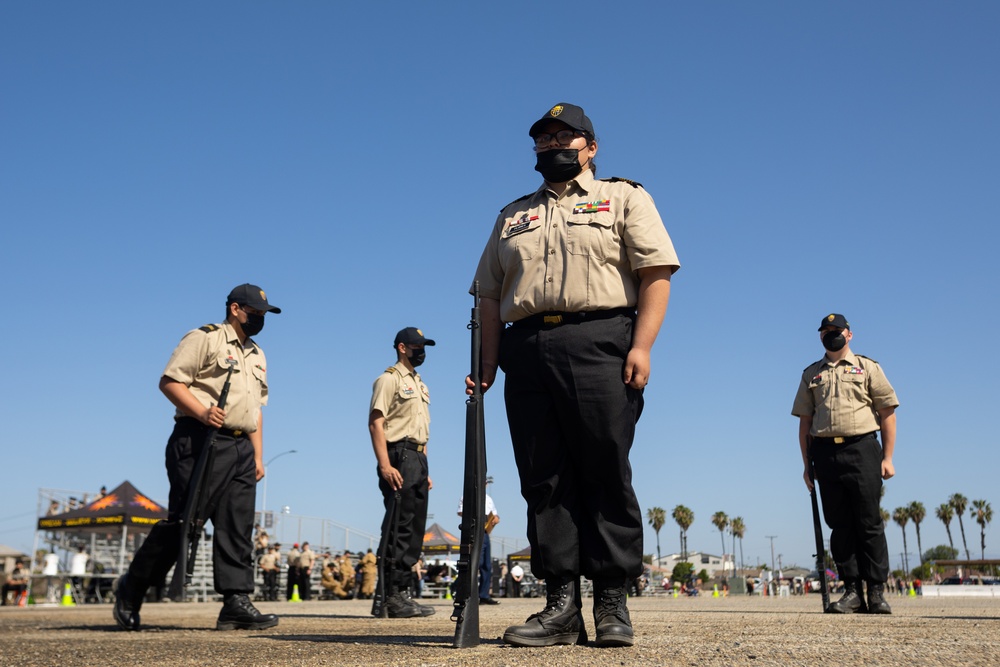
left=260, top=290, right=267, bottom=301
left=827, top=314, right=835, bottom=321
left=416, top=329, right=424, bottom=336
left=549, top=105, right=564, bottom=118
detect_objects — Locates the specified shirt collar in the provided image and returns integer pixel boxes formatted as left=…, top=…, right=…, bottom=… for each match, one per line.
left=537, top=166, right=597, bottom=200
left=822, top=351, right=859, bottom=368
left=222, top=320, right=259, bottom=353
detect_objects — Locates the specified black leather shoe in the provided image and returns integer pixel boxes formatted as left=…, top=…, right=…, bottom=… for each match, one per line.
left=593, top=579, right=634, bottom=647
left=216, top=594, right=279, bottom=630
left=480, top=597, right=500, bottom=605
left=866, top=582, right=892, bottom=614
left=503, top=578, right=588, bottom=647
left=112, top=574, right=142, bottom=631
left=828, top=579, right=867, bottom=614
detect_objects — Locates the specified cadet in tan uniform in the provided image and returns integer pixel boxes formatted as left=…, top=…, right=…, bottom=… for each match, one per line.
left=792, top=313, right=899, bottom=615
left=471, top=103, right=680, bottom=648
left=259, top=546, right=279, bottom=601
left=285, top=543, right=301, bottom=601
left=368, top=327, right=436, bottom=618
left=298, top=542, right=316, bottom=601
left=360, top=548, right=377, bottom=598
left=114, top=284, right=280, bottom=632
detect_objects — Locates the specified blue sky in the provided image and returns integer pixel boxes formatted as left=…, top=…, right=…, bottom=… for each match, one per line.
left=2, top=1, right=998, bottom=573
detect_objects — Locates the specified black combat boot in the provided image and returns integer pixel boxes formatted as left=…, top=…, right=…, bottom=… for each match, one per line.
left=503, top=577, right=588, bottom=647
left=384, top=587, right=435, bottom=618
left=593, top=579, right=634, bottom=647
left=112, top=573, right=145, bottom=631
left=828, top=578, right=867, bottom=614
left=216, top=593, right=279, bottom=630
left=866, top=581, right=892, bottom=614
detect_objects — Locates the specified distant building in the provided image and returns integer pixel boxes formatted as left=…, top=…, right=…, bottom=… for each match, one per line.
left=654, top=551, right=733, bottom=579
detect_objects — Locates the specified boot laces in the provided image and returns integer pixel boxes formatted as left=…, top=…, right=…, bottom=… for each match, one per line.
left=598, top=587, right=626, bottom=618
left=528, top=584, right=571, bottom=621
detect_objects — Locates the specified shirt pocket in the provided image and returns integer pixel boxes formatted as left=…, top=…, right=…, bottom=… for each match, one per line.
left=566, top=212, right=616, bottom=261
left=397, top=383, right=420, bottom=402
left=251, top=363, right=268, bottom=401
left=499, top=216, right=542, bottom=263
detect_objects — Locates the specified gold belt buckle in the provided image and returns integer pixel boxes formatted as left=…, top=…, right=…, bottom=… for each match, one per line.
left=543, top=315, right=563, bottom=325
left=833, top=436, right=845, bottom=444
left=233, top=430, right=243, bottom=437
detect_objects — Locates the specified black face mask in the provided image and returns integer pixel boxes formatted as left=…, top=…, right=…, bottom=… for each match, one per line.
left=241, top=313, right=265, bottom=337
left=822, top=330, right=847, bottom=352
left=408, top=347, right=426, bottom=367
left=535, top=148, right=584, bottom=183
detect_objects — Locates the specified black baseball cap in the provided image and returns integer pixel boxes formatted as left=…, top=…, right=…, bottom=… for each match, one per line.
left=528, top=103, right=595, bottom=138
left=818, top=313, right=850, bottom=331
left=227, top=283, right=281, bottom=314
left=394, top=327, right=436, bottom=347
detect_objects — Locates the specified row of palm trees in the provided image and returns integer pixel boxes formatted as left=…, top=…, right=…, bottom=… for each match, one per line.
left=888, top=493, right=993, bottom=572
left=646, top=506, right=748, bottom=573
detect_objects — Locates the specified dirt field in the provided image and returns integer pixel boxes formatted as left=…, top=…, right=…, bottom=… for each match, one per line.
left=1, top=594, right=997, bottom=666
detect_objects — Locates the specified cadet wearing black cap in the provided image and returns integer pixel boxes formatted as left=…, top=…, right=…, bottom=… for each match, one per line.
left=114, top=283, right=281, bottom=632
left=471, top=103, right=680, bottom=647
left=368, top=327, right=436, bottom=618
left=792, top=313, right=899, bottom=614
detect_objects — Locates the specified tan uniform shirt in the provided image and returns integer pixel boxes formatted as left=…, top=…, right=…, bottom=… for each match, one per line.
left=298, top=548, right=315, bottom=572
left=259, top=551, right=277, bottom=571
left=162, top=320, right=269, bottom=432
left=287, top=548, right=300, bottom=568
left=791, top=352, right=899, bottom=437
left=369, top=361, right=430, bottom=445
left=473, top=169, right=681, bottom=322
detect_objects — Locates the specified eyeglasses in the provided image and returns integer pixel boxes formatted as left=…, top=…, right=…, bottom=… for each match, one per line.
left=533, top=129, right=586, bottom=148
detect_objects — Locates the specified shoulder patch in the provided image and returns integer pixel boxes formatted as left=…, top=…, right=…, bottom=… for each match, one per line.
left=855, top=355, right=878, bottom=365
left=601, top=176, right=643, bottom=189
left=500, top=193, right=532, bottom=212
left=384, top=366, right=399, bottom=375
left=199, top=324, right=220, bottom=333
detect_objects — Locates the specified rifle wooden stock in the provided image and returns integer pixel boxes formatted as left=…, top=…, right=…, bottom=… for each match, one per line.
left=453, top=283, right=487, bottom=648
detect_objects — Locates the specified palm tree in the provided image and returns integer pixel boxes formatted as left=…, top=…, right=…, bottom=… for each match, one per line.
left=647, top=507, right=666, bottom=567
left=950, top=493, right=971, bottom=560
left=909, top=501, right=926, bottom=564
left=935, top=502, right=955, bottom=552
left=893, top=506, right=911, bottom=573
left=880, top=507, right=890, bottom=527
left=731, top=517, right=746, bottom=573
left=711, top=511, right=729, bottom=576
left=672, top=505, right=694, bottom=561
left=970, top=500, right=993, bottom=560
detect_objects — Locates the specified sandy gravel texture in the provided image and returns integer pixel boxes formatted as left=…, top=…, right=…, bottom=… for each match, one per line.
left=1, top=594, right=997, bottom=666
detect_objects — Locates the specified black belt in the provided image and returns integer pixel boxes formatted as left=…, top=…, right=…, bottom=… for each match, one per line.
left=512, top=307, right=635, bottom=329
left=813, top=432, right=876, bottom=446
left=177, top=416, right=246, bottom=439
left=388, top=438, right=426, bottom=454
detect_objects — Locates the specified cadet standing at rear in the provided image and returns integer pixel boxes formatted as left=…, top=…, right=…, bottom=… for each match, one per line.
left=470, top=103, right=680, bottom=647
left=792, top=313, right=898, bottom=614
left=368, top=327, right=437, bottom=618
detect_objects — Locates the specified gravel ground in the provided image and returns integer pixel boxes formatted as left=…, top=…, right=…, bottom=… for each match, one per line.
left=1, top=594, right=997, bottom=666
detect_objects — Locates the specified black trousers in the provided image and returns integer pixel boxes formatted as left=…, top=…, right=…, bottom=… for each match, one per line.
left=500, top=315, right=644, bottom=582
left=263, top=570, right=278, bottom=600
left=813, top=433, right=890, bottom=582
left=377, top=445, right=429, bottom=590
left=286, top=566, right=299, bottom=599
left=129, top=419, right=257, bottom=595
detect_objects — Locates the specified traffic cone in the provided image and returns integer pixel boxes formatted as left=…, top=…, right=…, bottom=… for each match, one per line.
left=908, top=583, right=916, bottom=597
left=712, top=584, right=720, bottom=598
left=60, top=582, right=76, bottom=606
left=445, top=587, right=452, bottom=600
left=672, top=585, right=679, bottom=599
left=289, top=584, right=302, bottom=602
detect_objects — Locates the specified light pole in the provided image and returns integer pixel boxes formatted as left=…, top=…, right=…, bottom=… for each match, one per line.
left=261, top=449, right=298, bottom=526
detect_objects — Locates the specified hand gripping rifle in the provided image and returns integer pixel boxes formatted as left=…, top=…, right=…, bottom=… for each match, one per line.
left=808, top=446, right=831, bottom=612
left=175, top=360, right=236, bottom=600
left=452, top=282, right=487, bottom=648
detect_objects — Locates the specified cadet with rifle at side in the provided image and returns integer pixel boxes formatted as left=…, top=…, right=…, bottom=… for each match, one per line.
left=792, top=313, right=898, bottom=615
left=368, top=327, right=436, bottom=618
left=470, top=103, right=680, bottom=647
left=114, top=284, right=281, bottom=632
